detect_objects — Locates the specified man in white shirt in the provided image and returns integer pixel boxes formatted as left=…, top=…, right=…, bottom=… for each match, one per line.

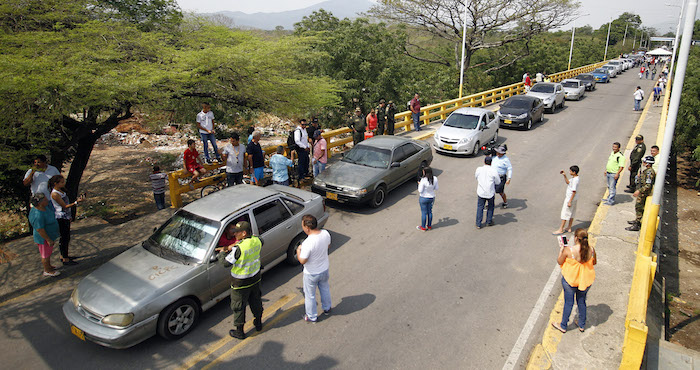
left=633, top=86, right=644, bottom=111
left=196, top=102, right=221, bottom=163
left=294, top=119, right=310, bottom=179
left=296, top=214, right=332, bottom=323
left=23, top=154, right=61, bottom=200
left=553, top=165, right=579, bottom=235
left=220, top=133, right=247, bottom=186
left=475, top=156, right=501, bottom=229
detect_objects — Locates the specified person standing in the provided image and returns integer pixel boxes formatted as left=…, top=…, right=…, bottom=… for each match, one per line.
left=553, top=166, right=579, bottom=235
left=651, top=66, right=657, bottom=81
left=23, top=154, right=61, bottom=200
left=650, top=145, right=660, bottom=174
left=28, top=193, right=60, bottom=277
left=247, top=126, right=255, bottom=145
left=184, top=139, right=207, bottom=184
left=535, top=72, right=544, bottom=83
left=633, top=86, right=644, bottom=111
left=639, top=65, right=645, bottom=79
left=218, top=221, right=264, bottom=339
left=366, top=109, right=378, bottom=135
left=348, top=108, right=366, bottom=145
left=196, top=102, right=221, bottom=164
left=552, top=228, right=596, bottom=333
left=306, top=118, right=320, bottom=144
left=149, top=165, right=168, bottom=209
left=417, top=166, right=438, bottom=231
left=376, top=99, right=387, bottom=135
left=296, top=214, right=332, bottom=323
left=294, top=119, right=311, bottom=179
left=626, top=156, right=656, bottom=231
left=652, top=83, right=662, bottom=107
left=475, top=156, right=501, bottom=229
left=220, top=133, right=247, bottom=187
left=603, top=142, right=625, bottom=206
left=386, top=100, right=396, bottom=135
left=269, top=146, right=295, bottom=186
left=246, top=131, right=265, bottom=186
left=524, top=73, right=532, bottom=92
left=491, top=145, right=513, bottom=209
left=312, top=130, right=327, bottom=177
left=410, top=93, right=421, bottom=131
left=625, top=134, right=646, bottom=192
left=645, top=66, right=649, bottom=79
left=49, top=175, right=83, bottom=266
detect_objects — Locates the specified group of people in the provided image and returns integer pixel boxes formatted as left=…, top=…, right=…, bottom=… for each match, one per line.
left=522, top=72, right=552, bottom=92
left=22, top=155, right=84, bottom=277
left=348, top=99, right=399, bottom=145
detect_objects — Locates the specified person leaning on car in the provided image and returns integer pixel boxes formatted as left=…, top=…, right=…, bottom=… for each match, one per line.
left=217, top=221, right=264, bottom=339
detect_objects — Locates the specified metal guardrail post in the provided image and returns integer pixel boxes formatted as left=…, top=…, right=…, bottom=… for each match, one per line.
left=168, top=171, right=182, bottom=209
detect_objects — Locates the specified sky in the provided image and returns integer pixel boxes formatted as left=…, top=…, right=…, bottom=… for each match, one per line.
left=175, top=0, right=699, bottom=34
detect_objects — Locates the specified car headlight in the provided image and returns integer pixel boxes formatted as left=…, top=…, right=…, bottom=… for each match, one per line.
left=348, top=188, right=368, bottom=196
left=458, top=137, right=471, bottom=144
left=70, top=288, right=79, bottom=308
left=313, top=178, right=325, bottom=187
left=102, top=313, right=135, bottom=327
left=516, top=113, right=528, bottom=119
left=434, top=133, right=440, bottom=141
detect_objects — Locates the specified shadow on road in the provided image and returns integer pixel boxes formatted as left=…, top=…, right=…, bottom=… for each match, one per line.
left=582, top=303, right=613, bottom=327
left=431, top=217, right=459, bottom=230
left=214, top=341, right=338, bottom=369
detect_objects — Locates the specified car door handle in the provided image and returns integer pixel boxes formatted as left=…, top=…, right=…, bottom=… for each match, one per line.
left=286, top=225, right=292, bottom=229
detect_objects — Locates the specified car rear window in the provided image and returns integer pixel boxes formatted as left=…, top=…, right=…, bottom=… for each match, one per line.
left=562, top=82, right=578, bottom=88
left=530, top=84, right=554, bottom=93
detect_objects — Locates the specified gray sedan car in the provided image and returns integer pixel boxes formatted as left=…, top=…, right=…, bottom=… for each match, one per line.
left=63, top=185, right=328, bottom=349
left=526, top=82, right=565, bottom=113
left=561, top=79, right=586, bottom=100
left=311, top=136, right=432, bottom=208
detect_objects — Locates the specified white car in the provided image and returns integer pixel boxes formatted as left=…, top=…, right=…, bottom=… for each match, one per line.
left=561, top=79, right=586, bottom=100
left=526, top=82, right=565, bottom=112
left=601, top=65, right=618, bottom=78
left=606, top=61, right=623, bottom=74
left=433, top=108, right=499, bottom=156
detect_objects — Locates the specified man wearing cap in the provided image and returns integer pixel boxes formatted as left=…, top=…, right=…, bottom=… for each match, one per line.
left=218, top=221, right=264, bottom=339
left=376, top=99, right=387, bottom=135
left=491, top=145, right=513, bottom=209
left=348, top=108, right=366, bottom=145
left=386, top=101, right=396, bottom=135
left=626, top=156, right=656, bottom=231
left=625, top=135, right=646, bottom=193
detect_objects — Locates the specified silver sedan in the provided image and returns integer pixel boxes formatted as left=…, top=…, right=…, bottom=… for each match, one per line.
left=63, top=184, right=329, bottom=348
left=561, top=79, right=586, bottom=100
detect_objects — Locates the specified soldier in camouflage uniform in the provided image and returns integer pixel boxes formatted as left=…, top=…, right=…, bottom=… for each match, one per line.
left=386, top=101, right=396, bottom=135
left=625, top=134, right=646, bottom=192
left=348, top=107, right=366, bottom=145
left=376, top=99, right=387, bottom=135
left=626, top=156, right=655, bottom=231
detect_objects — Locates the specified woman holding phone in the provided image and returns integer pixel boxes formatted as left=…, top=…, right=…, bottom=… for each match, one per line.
left=49, top=175, right=84, bottom=266
left=552, top=228, right=596, bottom=333
left=417, top=166, right=438, bottom=231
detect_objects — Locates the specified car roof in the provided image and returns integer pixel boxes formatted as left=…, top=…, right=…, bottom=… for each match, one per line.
left=506, top=95, right=538, bottom=102
left=532, top=82, right=560, bottom=87
left=182, top=184, right=277, bottom=221
left=357, top=135, right=419, bottom=150
left=561, top=79, right=580, bottom=83
left=451, top=107, right=493, bottom=117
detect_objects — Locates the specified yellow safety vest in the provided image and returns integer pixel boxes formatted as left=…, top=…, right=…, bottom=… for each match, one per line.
left=230, top=237, right=261, bottom=280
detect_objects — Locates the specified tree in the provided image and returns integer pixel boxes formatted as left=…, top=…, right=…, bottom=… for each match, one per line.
left=676, top=47, right=700, bottom=161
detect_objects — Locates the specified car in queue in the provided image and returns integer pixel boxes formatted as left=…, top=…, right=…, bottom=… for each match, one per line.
left=573, top=73, right=597, bottom=91
left=63, top=184, right=329, bottom=349
left=433, top=107, right=500, bottom=155
left=561, top=79, right=586, bottom=101
left=601, top=65, right=618, bottom=78
left=311, top=136, right=432, bottom=208
left=607, top=60, right=624, bottom=73
left=590, top=68, right=610, bottom=83
left=497, top=95, right=544, bottom=130
left=525, top=82, right=565, bottom=113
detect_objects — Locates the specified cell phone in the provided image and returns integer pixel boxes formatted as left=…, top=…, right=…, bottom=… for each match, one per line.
left=561, top=236, right=568, bottom=245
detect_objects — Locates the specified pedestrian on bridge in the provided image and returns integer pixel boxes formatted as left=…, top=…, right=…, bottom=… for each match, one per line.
left=297, top=214, right=332, bottom=322
left=348, top=107, right=366, bottom=145
left=475, top=156, right=501, bottom=229
left=552, top=228, right=596, bottom=333
left=410, top=93, right=422, bottom=131
left=221, top=133, right=247, bottom=187
left=386, top=101, right=396, bottom=135
left=626, top=156, right=656, bottom=232
left=651, top=67, right=657, bottom=81
left=633, top=86, right=644, bottom=111
left=491, top=145, right=512, bottom=209
left=602, top=142, right=624, bottom=206
left=625, top=134, right=646, bottom=192
left=553, top=166, right=579, bottom=235
left=652, top=84, right=662, bottom=107
left=417, top=166, right=438, bottom=231
left=376, top=99, right=387, bottom=135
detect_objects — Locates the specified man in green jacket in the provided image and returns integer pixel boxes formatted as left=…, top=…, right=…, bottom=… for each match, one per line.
left=626, top=156, right=656, bottom=231
left=348, top=107, right=366, bottom=145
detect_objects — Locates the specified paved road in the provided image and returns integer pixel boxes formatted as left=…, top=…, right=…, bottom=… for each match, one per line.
left=0, top=71, right=657, bottom=369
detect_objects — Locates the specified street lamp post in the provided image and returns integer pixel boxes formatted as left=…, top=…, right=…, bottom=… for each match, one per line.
left=633, top=29, right=637, bottom=49
left=623, top=23, right=629, bottom=46
left=669, top=0, right=687, bottom=78
left=603, top=19, right=612, bottom=60
left=458, top=1, right=469, bottom=99
left=568, top=23, right=576, bottom=70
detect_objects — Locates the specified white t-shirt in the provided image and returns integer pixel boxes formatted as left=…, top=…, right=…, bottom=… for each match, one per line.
left=221, top=143, right=246, bottom=173
left=633, top=89, right=644, bottom=101
left=418, top=176, right=438, bottom=198
left=300, top=230, right=331, bottom=275
left=196, top=110, right=215, bottom=134
left=475, top=165, right=501, bottom=199
left=24, top=165, right=60, bottom=198
left=294, top=127, right=309, bottom=149
left=566, top=176, right=579, bottom=201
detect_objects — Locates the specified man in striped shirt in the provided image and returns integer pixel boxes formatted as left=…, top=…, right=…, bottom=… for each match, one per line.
left=149, top=165, right=168, bottom=210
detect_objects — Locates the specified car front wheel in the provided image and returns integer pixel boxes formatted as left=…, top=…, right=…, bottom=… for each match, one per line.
left=471, top=141, right=480, bottom=157
left=525, top=119, right=532, bottom=131
left=157, top=298, right=200, bottom=340
left=370, top=185, right=386, bottom=208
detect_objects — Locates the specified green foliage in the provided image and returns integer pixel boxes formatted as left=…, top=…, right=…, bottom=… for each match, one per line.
left=676, top=47, right=700, bottom=160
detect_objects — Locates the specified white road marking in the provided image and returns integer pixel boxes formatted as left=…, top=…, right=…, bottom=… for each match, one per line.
left=502, top=264, right=561, bottom=370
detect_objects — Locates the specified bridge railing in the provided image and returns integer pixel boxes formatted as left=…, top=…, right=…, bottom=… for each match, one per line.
left=168, top=60, right=609, bottom=208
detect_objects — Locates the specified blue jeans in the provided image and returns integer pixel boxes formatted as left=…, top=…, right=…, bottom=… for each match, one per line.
left=605, top=173, right=618, bottom=204
left=199, top=132, right=220, bottom=161
left=634, top=99, right=641, bottom=111
left=303, top=269, right=331, bottom=321
left=412, top=112, right=421, bottom=131
left=313, top=161, right=326, bottom=177
left=154, top=193, right=165, bottom=210
left=419, top=196, right=434, bottom=228
left=476, top=196, right=495, bottom=227
left=273, top=179, right=289, bottom=186
left=560, top=277, right=590, bottom=329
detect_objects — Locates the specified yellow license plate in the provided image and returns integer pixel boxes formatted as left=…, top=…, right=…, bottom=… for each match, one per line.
left=443, top=144, right=453, bottom=150
left=504, top=119, right=512, bottom=124
left=71, top=325, right=86, bottom=341
left=326, top=192, right=338, bottom=200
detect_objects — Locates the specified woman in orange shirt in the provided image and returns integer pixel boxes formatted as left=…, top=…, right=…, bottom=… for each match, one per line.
left=366, top=109, right=378, bottom=134
left=552, top=228, right=596, bottom=333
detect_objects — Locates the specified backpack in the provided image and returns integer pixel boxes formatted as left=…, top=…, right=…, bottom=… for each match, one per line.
left=287, top=128, right=300, bottom=151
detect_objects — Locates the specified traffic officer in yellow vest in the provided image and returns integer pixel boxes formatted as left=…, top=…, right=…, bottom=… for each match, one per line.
left=218, top=221, right=263, bottom=339
left=626, top=156, right=656, bottom=231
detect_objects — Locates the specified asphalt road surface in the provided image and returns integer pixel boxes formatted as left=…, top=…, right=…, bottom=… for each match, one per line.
left=0, top=71, right=657, bottom=369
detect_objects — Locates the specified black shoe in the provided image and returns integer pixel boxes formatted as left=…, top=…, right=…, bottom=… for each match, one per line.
left=625, top=223, right=641, bottom=231
left=624, top=189, right=634, bottom=193
left=229, top=326, right=246, bottom=339
left=502, top=203, right=508, bottom=209
left=487, top=222, right=494, bottom=226
left=627, top=220, right=637, bottom=225
left=254, top=318, right=263, bottom=332
left=62, top=260, right=78, bottom=266
left=323, top=308, right=332, bottom=316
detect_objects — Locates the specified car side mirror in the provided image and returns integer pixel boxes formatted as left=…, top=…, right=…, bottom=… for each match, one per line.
left=391, top=162, right=401, bottom=168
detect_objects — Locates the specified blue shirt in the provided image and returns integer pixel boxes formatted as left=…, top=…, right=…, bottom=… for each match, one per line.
left=269, top=154, right=293, bottom=182
left=29, top=207, right=60, bottom=244
left=491, top=155, right=513, bottom=178
left=653, top=87, right=662, bottom=96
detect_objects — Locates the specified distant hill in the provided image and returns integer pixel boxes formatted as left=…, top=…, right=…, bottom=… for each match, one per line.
left=210, top=0, right=375, bottom=30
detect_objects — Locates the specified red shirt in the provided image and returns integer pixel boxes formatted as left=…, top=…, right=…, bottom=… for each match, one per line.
left=525, top=76, right=531, bottom=86
left=218, top=233, right=237, bottom=247
left=366, top=113, right=378, bottom=130
left=184, top=148, right=199, bottom=169
left=410, top=97, right=420, bottom=114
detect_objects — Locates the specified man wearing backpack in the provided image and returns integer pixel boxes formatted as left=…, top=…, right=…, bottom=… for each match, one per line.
left=294, top=119, right=310, bottom=179
left=633, top=86, right=644, bottom=111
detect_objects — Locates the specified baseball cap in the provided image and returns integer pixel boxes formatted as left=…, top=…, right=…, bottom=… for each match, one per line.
left=495, top=146, right=507, bottom=154
left=635, top=134, right=644, bottom=140
left=643, top=155, right=655, bottom=164
left=231, top=221, right=251, bottom=234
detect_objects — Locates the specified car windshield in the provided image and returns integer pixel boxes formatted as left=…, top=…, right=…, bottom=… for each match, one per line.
left=343, top=145, right=391, bottom=168
left=594, top=69, right=606, bottom=74
left=562, top=82, right=579, bottom=88
left=603, top=66, right=613, bottom=69
left=502, top=99, right=531, bottom=109
left=530, top=84, right=554, bottom=93
left=444, top=113, right=480, bottom=129
left=145, top=210, right=219, bottom=263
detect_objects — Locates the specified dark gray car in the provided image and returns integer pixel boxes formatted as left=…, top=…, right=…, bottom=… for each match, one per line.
left=311, top=136, right=432, bottom=208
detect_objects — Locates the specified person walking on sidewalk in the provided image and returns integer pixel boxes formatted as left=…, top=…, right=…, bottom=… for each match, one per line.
left=603, top=142, right=625, bottom=206
left=491, top=145, right=513, bottom=209
left=218, top=221, right=264, bottom=339
left=626, top=156, right=656, bottom=232
left=417, top=166, right=438, bottom=231
left=296, top=214, right=332, bottom=323
left=410, top=93, right=421, bottom=131
left=625, top=135, right=646, bottom=193
left=475, top=156, right=501, bottom=229
left=633, top=86, right=644, bottom=111
left=28, top=193, right=60, bottom=277
left=552, top=228, right=596, bottom=333
left=651, top=66, right=657, bottom=81
left=553, top=166, right=579, bottom=235
left=652, top=83, right=662, bottom=107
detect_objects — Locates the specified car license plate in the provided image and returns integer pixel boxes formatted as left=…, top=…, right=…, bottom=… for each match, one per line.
left=326, top=192, right=338, bottom=201
left=503, top=119, right=512, bottom=124
left=71, top=325, right=86, bottom=341
left=443, top=144, right=453, bottom=150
